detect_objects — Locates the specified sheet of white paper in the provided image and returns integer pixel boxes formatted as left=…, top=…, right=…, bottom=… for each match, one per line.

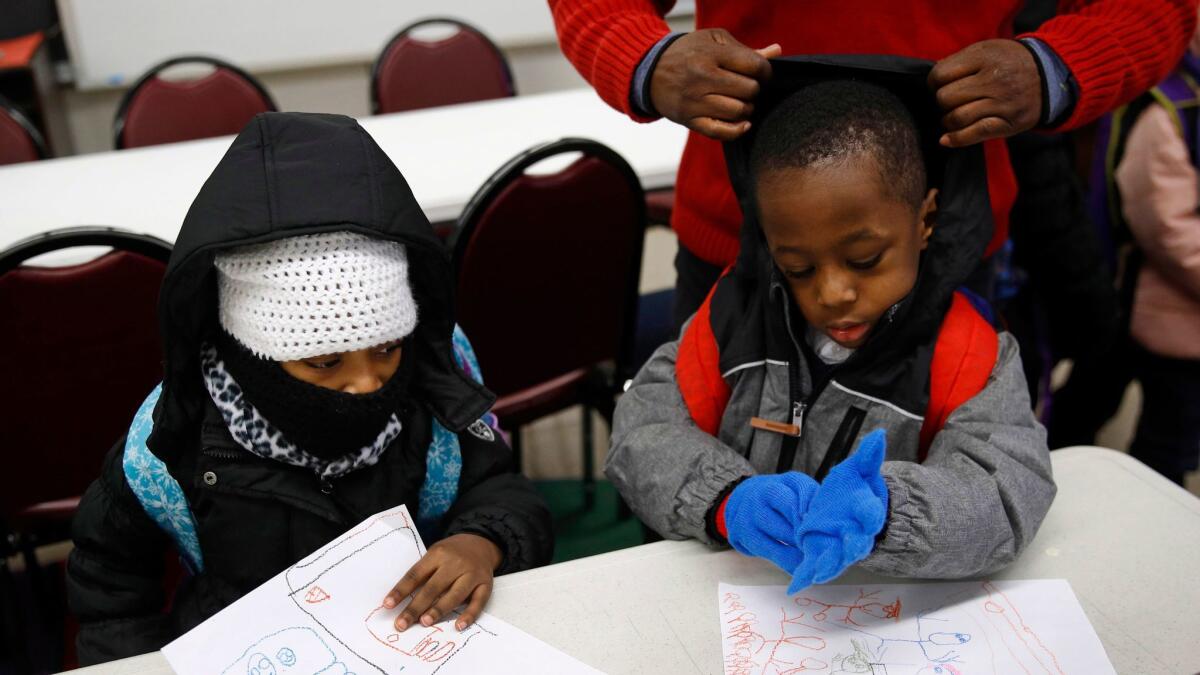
left=163, top=505, right=600, bottom=675
left=718, top=579, right=1114, bottom=675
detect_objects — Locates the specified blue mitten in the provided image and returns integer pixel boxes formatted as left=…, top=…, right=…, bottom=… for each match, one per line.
left=788, top=429, right=889, bottom=594
left=724, top=472, right=819, bottom=574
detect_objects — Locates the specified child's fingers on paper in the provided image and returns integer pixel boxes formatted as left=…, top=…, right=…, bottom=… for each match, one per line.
left=423, top=575, right=479, bottom=627
left=400, top=567, right=459, bottom=630
left=383, top=556, right=435, bottom=609
left=456, top=583, right=493, bottom=631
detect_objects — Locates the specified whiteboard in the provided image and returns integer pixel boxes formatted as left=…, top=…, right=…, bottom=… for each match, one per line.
left=56, top=0, right=695, bottom=91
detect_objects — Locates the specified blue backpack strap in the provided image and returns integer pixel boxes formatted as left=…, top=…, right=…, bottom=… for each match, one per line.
left=416, top=325, right=494, bottom=535
left=122, top=383, right=205, bottom=574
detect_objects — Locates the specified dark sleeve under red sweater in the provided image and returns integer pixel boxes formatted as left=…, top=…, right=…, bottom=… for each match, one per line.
left=549, top=0, right=1198, bottom=263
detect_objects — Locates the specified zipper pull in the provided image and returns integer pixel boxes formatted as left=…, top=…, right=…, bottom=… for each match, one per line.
left=750, top=401, right=806, bottom=438
left=792, top=402, right=806, bottom=437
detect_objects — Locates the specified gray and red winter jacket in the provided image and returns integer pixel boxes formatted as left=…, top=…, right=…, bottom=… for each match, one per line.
left=607, top=57, right=1056, bottom=579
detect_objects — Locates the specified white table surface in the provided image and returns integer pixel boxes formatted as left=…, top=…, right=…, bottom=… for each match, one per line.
left=0, top=89, right=687, bottom=251
left=68, top=447, right=1200, bottom=674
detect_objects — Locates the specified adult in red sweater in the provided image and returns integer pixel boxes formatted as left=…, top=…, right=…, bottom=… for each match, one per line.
left=549, top=0, right=1198, bottom=328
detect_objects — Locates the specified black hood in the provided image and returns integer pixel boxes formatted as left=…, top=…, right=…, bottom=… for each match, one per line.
left=724, top=55, right=994, bottom=357
left=152, top=112, right=493, bottom=455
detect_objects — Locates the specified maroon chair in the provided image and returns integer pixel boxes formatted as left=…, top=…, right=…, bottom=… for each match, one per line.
left=371, top=18, right=515, bottom=115
left=0, top=94, right=47, bottom=165
left=645, top=188, right=674, bottom=227
left=0, top=227, right=170, bottom=671
left=114, top=56, right=276, bottom=149
left=453, top=138, right=645, bottom=506
left=0, top=227, right=170, bottom=535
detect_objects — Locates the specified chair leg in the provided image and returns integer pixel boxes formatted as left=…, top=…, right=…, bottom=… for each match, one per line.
left=21, top=533, right=64, bottom=672
left=616, top=491, right=633, bottom=521
left=593, top=392, right=615, bottom=428
left=508, top=426, right=523, bottom=474
left=1, top=545, right=32, bottom=674
left=581, top=406, right=596, bottom=511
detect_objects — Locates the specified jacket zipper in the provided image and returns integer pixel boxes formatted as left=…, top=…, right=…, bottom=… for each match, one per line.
left=775, top=288, right=808, bottom=473
left=202, top=447, right=244, bottom=460
left=791, top=401, right=806, bottom=437
left=773, top=280, right=839, bottom=473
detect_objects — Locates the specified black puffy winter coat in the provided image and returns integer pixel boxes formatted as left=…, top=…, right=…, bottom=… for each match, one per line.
left=66, top=113, right=554, bottom=665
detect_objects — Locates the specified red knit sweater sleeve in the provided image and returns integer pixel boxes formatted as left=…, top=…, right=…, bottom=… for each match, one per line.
left=1025, top=0, right=1198, bottom=130
left=548, top=0, right=675, bottom=121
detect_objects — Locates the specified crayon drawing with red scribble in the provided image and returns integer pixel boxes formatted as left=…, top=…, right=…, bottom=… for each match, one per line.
left=163, top=505, right=600, bottom=675
left=283, top=508, right=498, bottom=675
left=720, top=580, right=1110, bottom=675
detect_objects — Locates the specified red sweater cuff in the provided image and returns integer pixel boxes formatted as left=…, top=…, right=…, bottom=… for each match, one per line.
left=1024, top=1, right=1197, bottom=130
left=716, top=493, right=731, bottom=539
left=550, top=1, right=671, bottom=121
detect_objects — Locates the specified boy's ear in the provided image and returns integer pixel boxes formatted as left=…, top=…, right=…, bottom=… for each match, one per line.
left=917, top=188, right=938, bottom=249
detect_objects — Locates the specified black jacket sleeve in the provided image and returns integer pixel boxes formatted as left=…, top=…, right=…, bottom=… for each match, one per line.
left=66, top=441, right=173, bottom=665
left=438, top=423, right=554, bottom=574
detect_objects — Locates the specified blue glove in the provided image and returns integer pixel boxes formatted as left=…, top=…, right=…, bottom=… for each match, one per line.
left=724, top=472, right=819, bottom=573
left=788, top=429, right=889, bottom=594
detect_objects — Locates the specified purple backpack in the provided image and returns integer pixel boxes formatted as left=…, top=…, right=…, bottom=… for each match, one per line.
left=1088, top=53, right=1200, bottom=278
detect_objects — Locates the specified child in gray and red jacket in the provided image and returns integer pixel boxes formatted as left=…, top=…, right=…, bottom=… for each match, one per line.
left=609, top=57, right=1055, bottom=593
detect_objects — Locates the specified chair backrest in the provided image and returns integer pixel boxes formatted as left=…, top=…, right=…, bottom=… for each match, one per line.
left=0, top=94, right=46, bottom=165
left=0, top=227, right=171, bottom=523
left=371, top=18, right=515, bottom=115
left=453, top=138, right=646, bottom=399
left=114, top=56, right=276, bottom=149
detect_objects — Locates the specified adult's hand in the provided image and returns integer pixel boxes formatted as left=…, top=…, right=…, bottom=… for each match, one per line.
left=649, top=29, right=781, bottom=141
left=929, top=39, right=1043, bottom=148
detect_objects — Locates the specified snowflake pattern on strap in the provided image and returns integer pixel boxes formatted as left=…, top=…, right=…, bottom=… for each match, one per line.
left=451, top=324, right=500, bottom=431
left=416, top=326, right=495, bottom=531
left=122, top=383, right=205, bottom=573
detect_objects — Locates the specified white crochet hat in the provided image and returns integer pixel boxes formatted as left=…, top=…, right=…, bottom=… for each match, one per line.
left=214, top=231, right=418, bottom=361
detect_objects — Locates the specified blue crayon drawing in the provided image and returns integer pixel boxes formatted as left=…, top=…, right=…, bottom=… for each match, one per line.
left=222, top=627, right=355, bottom=675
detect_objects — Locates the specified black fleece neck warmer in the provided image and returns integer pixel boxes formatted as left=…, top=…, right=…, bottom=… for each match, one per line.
left=215, top=330, right=412, bottom=460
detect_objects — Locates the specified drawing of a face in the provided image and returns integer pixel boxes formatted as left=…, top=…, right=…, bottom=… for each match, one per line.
left=223, top=627, right=350, bottom=675
left=245, top=653, right=275, bottom=675
left=927, top=631, right=971, bottom=646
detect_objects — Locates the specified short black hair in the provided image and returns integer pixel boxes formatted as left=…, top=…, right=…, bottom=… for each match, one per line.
left=750, top=79, right=926, bottom=208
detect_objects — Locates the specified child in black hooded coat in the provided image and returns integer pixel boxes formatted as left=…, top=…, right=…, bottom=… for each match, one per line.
left=66, top=113, right=553, bottom=664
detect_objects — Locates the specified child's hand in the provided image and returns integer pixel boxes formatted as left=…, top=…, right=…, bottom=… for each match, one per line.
left=724, top=471, right=819, bottom=573
left=382, top=533, right=503, bottom=632
left=789, top=429, right=889, bottom=594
